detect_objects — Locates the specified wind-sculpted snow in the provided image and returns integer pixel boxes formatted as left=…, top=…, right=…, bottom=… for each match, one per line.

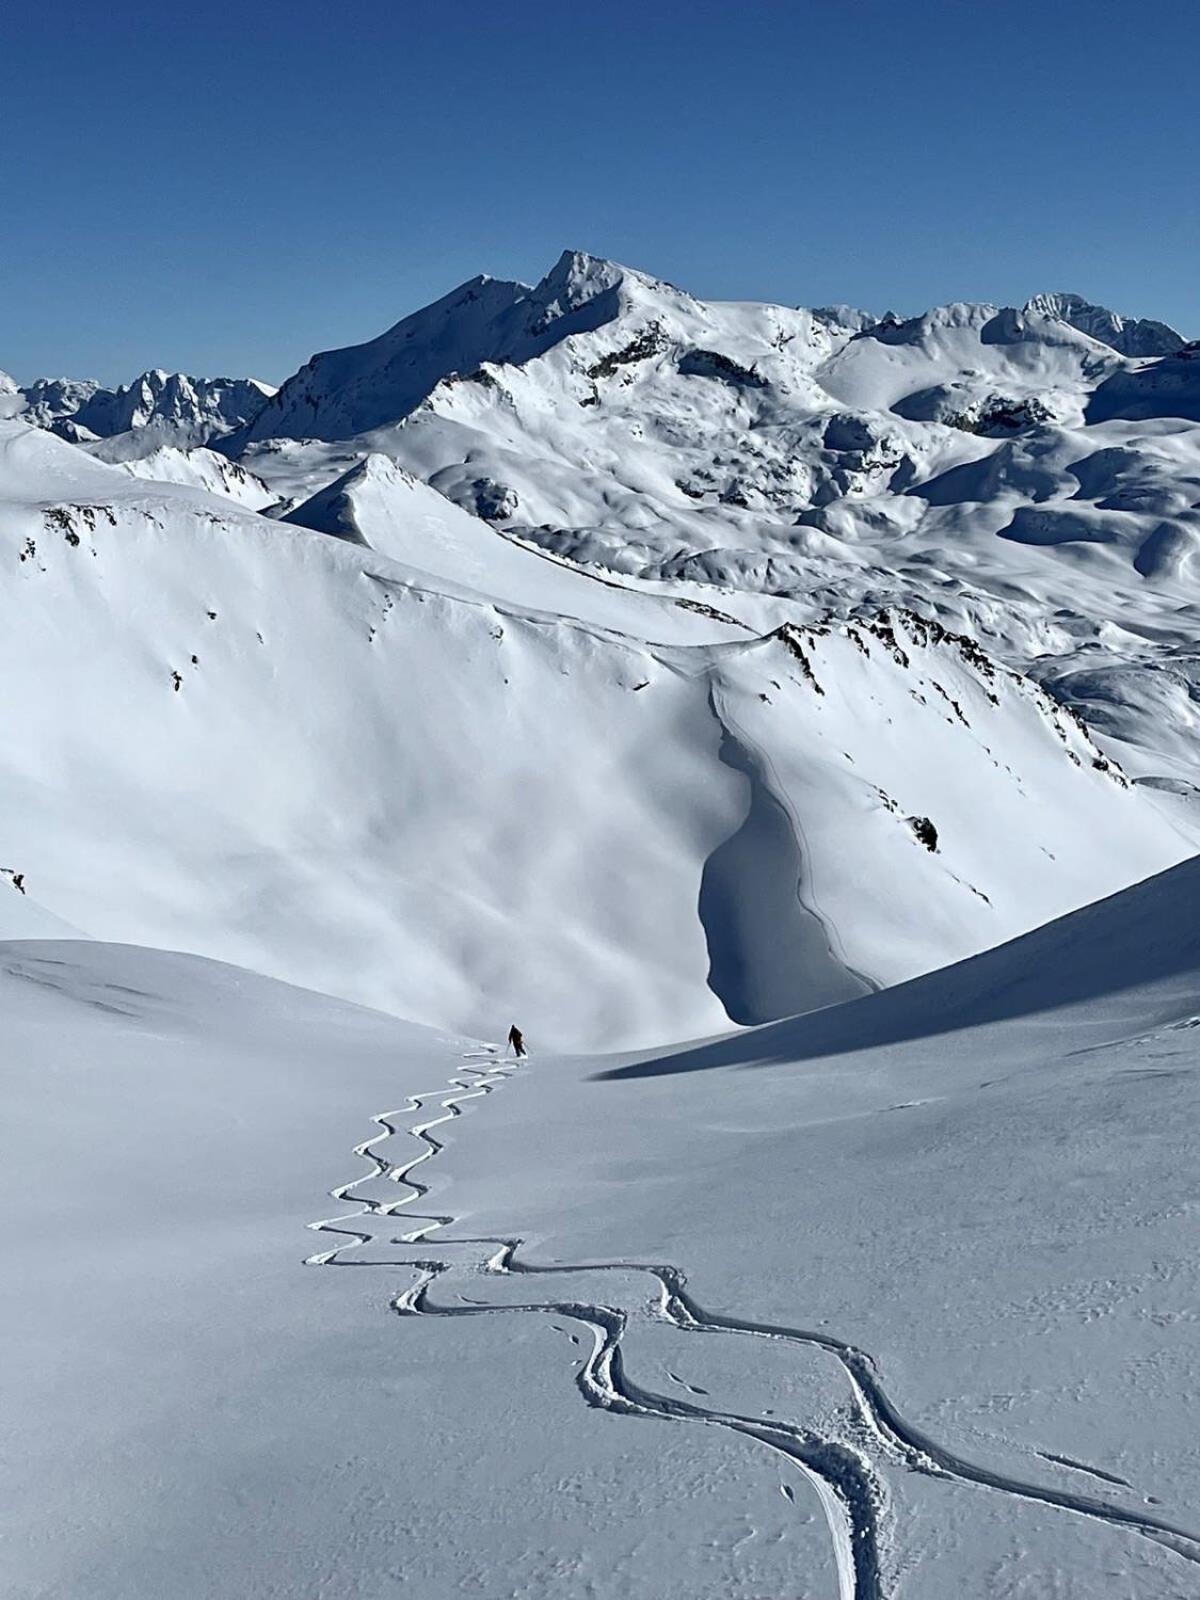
left=602, top=851, right=1200, bottom=1079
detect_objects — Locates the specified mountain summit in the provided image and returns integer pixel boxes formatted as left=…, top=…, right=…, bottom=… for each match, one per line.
left=240, top=249, right=686, bottom=442
left=1022, top=291, right=1185, bottom=358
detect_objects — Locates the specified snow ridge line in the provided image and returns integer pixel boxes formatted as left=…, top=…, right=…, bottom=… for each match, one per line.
left=306, top=1064, right=1200, bottom=1598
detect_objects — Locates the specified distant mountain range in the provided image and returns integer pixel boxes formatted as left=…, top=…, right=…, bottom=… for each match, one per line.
left=1, top=367, right=274, bottom=447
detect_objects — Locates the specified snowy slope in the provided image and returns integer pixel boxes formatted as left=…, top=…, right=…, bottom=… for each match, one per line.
left=9, top=855, right=1200, bottom=1598
left=231, top=252, right=1200, bottom=784
left=1, top=418, right=1191, bottom=1049
left=8, top=248, right=1200, bottom=1600
left=101, top=441, right=277, bottom=509
left=284, top=450, right=766, bottom=633
left=438, top=855, right=1200, bottom=1596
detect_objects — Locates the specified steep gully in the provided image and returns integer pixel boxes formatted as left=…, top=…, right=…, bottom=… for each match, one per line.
left=306, top=1053, right=1200, bottom=1599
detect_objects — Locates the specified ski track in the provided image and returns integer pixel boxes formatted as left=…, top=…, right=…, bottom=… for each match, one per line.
left=305, top=1053, right=1200, bottom=1600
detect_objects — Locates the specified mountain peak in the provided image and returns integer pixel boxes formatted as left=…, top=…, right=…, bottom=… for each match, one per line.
left=539, top=248, right=625, bottom=292
left=530, top=250, right=631, bottom=322
left=531, top=249, right=695, bottom=320
left=1023, top=291, right=1184, bottom=357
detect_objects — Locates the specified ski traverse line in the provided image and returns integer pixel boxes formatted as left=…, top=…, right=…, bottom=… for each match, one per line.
left=307, top=1050, right=879, bottom=1600
left=304, top=1050, right=517, bottom=1265
left=306, top=1054, right=1200, bottom=1600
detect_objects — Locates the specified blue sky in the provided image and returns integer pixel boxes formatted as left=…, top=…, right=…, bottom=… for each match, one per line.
left=4, top=0, right=1197, bottom=384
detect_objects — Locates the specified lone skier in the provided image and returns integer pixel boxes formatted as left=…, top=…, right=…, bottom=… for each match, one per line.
left=507, top=1023, right=527, bottom=1058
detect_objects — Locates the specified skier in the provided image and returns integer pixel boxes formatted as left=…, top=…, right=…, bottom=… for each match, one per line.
left=507, top=1023, right=527, bottom=1058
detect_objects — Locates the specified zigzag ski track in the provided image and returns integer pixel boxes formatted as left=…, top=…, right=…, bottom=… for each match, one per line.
left=306, top=1051, right=1200, bottom=1599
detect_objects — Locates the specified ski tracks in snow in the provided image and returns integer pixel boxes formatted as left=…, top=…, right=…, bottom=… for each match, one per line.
left=305, top=1047, right=516, bottom=1262
left=305, top=1051, right=1200, bottom=1600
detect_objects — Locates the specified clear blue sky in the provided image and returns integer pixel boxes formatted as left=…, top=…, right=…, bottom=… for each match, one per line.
left=4, top=0, right=1197, bottom=385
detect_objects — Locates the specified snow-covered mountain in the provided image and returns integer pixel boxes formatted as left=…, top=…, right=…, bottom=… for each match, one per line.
left=1, top=417, right=1193, bottom=1048
left=1023, top=291, right=1186, bottom=358
left=240, top=251, right=861, bottom=444
left=101, top=442, right=277, bottom=509
left=233, top=251, right=1200, bottom=787
left=8, top=248, right=1200, bottom=1600
left=17, top=367, right=274, bottom=446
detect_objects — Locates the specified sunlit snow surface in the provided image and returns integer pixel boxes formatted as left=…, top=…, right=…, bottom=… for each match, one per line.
left=6, top=861, right=1200, bottom=1598
left=0, top=419, right=1194, bottom=1047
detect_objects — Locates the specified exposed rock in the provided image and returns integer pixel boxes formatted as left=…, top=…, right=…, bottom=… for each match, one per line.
left=945, top=394, right=1056, bottom=436
left=469, top=478, right=519, bottom=521
left=587, top=324, right=667, bottom=380
left=908, top=815, right=939, bottom=851
left=678, top=348, right=767, bottom=389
